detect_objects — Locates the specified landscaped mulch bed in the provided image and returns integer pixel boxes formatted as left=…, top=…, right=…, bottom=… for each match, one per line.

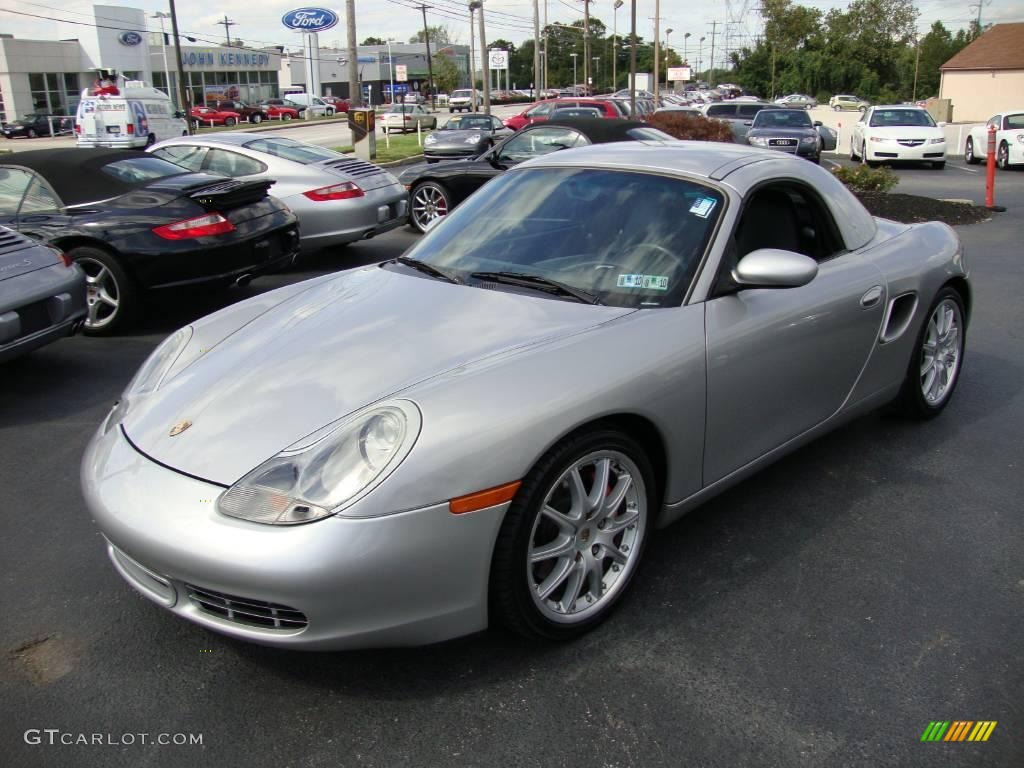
left=856, top=192, right=991, bottom=226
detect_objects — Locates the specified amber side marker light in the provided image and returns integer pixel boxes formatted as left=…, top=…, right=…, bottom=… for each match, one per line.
left=449, top=481, right=521, bottom=515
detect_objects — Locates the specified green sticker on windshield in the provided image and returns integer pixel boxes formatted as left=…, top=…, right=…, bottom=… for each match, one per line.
left=618, top=274, right=669, bottom=290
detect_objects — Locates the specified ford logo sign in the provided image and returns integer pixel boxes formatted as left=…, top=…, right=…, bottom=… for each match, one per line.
left=118, top=31, right=143, bottom=46
left=281, top=8, right=339, bottom=32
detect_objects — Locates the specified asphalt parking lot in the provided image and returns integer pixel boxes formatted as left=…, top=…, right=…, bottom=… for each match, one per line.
left=1, top=169, right=1022, bottom=767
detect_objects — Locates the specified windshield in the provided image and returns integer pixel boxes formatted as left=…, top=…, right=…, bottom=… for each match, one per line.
left=100, top=157, right=188, bottom=184
left=452, top=90, right=472, bottom=98
left=869, top=109, right=936, bottom=127
left=243, top=137, right=340, bottom=163
left=400, top=167, right=724, bottom=308
left=753, top=110, right=813, bottom=128
left=443, top=115, right=492, bottom=130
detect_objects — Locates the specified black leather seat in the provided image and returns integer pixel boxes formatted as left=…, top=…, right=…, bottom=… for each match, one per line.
left=735, top=190, right=803, bottom=257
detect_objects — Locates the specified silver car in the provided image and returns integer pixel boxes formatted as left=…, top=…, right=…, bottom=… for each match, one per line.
left=1, top=226, right=86, bottom=361
left=149, top=135, right=408, bottom=249
left=82, top=143, right=968, bottom=650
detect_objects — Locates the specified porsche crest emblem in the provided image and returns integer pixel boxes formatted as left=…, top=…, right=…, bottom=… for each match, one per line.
left=169, top=420, right=193, bottom=437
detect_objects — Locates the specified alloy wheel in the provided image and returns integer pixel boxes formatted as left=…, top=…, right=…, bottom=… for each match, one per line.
left=411, top=183, right=448, bottom=231
left=964, top=137, right=974, bottom=164
left=78, top=257, right=120, bottom=330
left=997, top=143, right=1008, bottom=170
left=920, top=298, right=962, bottom=406
left=527, top=451, right=646, bottom=624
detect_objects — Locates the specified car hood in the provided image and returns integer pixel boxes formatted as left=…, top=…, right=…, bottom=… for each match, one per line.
left=397, top=157, right=479, bottom=183
left=428, top=130, right=488, bottom=144
left=747, top=126, right=816, bottom=138
left=865, top=125, right=943, bottom=138
left=122, top=265, right=634, bottom=484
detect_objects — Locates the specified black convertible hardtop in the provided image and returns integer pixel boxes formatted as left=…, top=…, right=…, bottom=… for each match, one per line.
left=544, top=117, right=655, bottom=143
left=1, top=148, right=186, bottom=206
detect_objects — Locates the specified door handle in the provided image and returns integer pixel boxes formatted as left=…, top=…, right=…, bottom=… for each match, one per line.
left=860, top=285, right=883, bottom=308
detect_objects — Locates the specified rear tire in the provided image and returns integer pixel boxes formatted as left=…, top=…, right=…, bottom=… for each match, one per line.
left=70, top=246, right=136, bottom=336
left=283, top=113, right=293, bottom=121
left=251, top=114, right=263, bottom=124
left=145, top=133, right=156, bottom=148
left=997, top=141, right=1010, bottom=170
left=894, top=287, right=966, bottom=419
left=489, top=428, right=656, bottom=641
left=27, top=128, right=37, bottom=138
left=224, top=117, right=237, bottom=127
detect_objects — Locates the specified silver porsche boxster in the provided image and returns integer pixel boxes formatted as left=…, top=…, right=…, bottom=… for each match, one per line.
left=82, top=142, right=969, bottom=650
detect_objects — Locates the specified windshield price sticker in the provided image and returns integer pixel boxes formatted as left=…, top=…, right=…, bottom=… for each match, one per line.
left=617, top=274, right=669, bottom=290
left=689, top=196, right=717, bottom=218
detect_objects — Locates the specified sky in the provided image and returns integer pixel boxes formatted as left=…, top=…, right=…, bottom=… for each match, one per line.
left=1, top=0, right=1021, bottom=57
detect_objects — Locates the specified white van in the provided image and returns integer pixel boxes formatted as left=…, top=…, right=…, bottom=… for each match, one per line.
left=282, top=93, right=337, bottom=117
left=75, top=82, right=188, bottom=149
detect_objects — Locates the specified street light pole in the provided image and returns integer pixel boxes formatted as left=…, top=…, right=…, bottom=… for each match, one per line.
left=468, top=3, right=478, bottom=109
left=570, top=52, right=578, bottom=90
left=629, top=0, right=636, bottom=113
left=478, top=1, right=490, bottom=114
left=699, top=36, right=705, bottom=79
left=612, top=0, right=622, bottom=91
left=912, top=33, right=922, bottom=102
left=533, top=0, right=541, bottom=100
left=152, top=12, right=174, bottom=108
left=592, top=56, right=600, bottom=91
left=387, top=38, right=394, bottom=104
left=665, top=28, right=673, bottom=90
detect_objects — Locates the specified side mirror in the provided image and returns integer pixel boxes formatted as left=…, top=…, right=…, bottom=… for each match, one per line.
left=743, top=120, right=753, bottom=126
left=813, top=120, right=822, bottom=127
left=732, top=249, right=818, bottom=289
left=173, top=111, right=185, bottom=119
left=938, top=121, right=947, bottom=127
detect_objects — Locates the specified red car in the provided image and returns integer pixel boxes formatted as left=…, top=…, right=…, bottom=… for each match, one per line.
left=189, top=106, right=242, bottom=127
left=503, top=98, right=625, bottom=131
left=262, top=104, right=300, bottom=120
left=321, top=97, right=350, bottom=113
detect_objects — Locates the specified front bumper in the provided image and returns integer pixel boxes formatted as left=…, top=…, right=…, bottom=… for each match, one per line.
left=423, top=146, right=479, bottom=160
left=81, top=424, right=506, bottom=650
left=866, top=141, right=946, bottom=162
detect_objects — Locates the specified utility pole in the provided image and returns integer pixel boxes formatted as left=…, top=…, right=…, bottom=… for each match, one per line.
left=418, top=5, right=436, bottom=109
left=346, top=0, right=360, bottom=105
left=612, top=0, right=622, bottom=91
left=542, top=0, right=548, bottom=92
left=708, top=20, right=717, bottom=87
left=169, top=0, right=191, bottom=131
left=583, top=0, right=590, bottom=92
left=468, top=2, right=478, bottom=109
left=652, top=0, right=659, bottom=99
left=533, top=0, right=541, bottom=100
left=479, top=2, right=491, bottom=114
left=219, top=15, right=236, bottom=46
left=629, top=0, right=636, bottom=113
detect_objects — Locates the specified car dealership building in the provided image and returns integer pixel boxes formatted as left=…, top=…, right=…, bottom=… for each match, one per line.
left=0, top=4, right=284, bottom=124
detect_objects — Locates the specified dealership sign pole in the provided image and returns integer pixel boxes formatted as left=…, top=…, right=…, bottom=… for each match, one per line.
left=282, top=7, right=341, bottom=108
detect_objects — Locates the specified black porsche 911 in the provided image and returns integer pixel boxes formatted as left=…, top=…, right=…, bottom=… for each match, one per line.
left=0, top=149, right=299, bottom=334
left=399, top=118, right=675, bottom=233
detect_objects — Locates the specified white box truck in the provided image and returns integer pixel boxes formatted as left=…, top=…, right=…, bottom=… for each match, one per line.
left=75, top=81, right=188, bottom=149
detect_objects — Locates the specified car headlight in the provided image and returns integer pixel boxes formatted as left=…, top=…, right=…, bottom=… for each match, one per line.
left=748, top=136, right=767, bottom=146
left=800, top=135, right=817, bottom=143
left=424, top=134, right=436, bottom=144
left=463, top=134, right=482, bottom=144
left=126, top=326, right=192, bottom=396
left=217, top=400, right=422, bottom=525
left=929, top=137, right=945, bottom=144
left=869, top=136, right=890, bottom=142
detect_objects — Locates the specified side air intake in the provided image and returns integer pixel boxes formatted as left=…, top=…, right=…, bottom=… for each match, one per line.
left=880, top=292, right=918, bottom=344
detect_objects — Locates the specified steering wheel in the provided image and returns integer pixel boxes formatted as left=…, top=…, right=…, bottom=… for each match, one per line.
left=571, top=260, right=620, bottom=272
left=625, top=243, right=676, bottom=263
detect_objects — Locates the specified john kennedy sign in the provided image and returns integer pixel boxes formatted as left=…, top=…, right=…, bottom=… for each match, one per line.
left=282, top=8, right=339, bottom=33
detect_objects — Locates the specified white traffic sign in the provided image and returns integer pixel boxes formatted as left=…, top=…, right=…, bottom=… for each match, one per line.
left=395, top=64, right=408, bottom=82
left=489, top=50, right=509, bottom=70
left=667, top=66, right=691, bottom=82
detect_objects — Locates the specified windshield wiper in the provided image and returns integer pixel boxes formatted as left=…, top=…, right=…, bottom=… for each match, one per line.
left=392, top=256, right=463, bottom=284
left=469, top=271, right=603, bottom=305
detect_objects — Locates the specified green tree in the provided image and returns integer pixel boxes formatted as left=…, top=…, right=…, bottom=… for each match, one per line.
left=361, top=37, right=386, bottom=46
left=432, top=54, right=460, bottom=94
left=409, top=25, right=456, bottom=45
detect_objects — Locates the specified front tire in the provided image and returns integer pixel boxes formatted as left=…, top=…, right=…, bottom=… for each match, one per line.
left=965, top=136, right=980, bottom=164
left=932, top=161, right=946, bottom=170
left=895, top=287, right=966, bottom=419
left=224, top=117, right=237, bottom=127
left=850, top=138, right=860, bottom=161
left=27, top=129, right=37, bottom=138
left=71, top=246, right=136, bottom=335
left=489, top=429, right=655, bottom=640
left=251, top=114, right=263, bottom=124
left=283, top=113, right=293, bottom=121
left=409, top=181, right=451, bottom=232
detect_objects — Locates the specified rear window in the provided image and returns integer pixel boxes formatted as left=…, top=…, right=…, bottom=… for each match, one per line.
left=100, top=157, right=188, bottom=184
left=452, top=90, right=472, bottom=98
left=243, top=137, right=342, bottom=163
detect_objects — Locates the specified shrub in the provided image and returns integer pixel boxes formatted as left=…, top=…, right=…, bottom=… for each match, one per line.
left=831, top=164, right=898, bottom=194
left=645, top=112, right=734, bottom=143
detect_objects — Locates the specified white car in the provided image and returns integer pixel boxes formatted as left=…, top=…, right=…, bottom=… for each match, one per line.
left=964, top=109, right=1024, bottom=169
left=448, top=89, right=479, bottom=113
left=380, top=104, right=437, bottom=134
left=850, top=106, right=947, bottom=169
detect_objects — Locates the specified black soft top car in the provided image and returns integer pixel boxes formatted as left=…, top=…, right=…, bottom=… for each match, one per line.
left=0, top=149, right=299, bottom=334
left=400, top=118, right=675, bottom=232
